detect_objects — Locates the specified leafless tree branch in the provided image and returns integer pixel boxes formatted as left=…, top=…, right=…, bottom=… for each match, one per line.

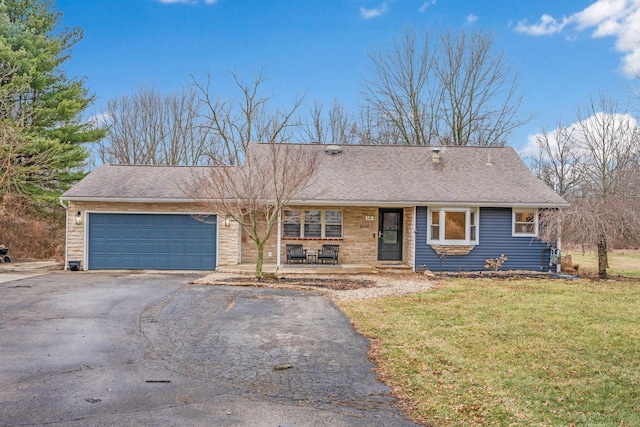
left=186, top=143, right=321, bottom=278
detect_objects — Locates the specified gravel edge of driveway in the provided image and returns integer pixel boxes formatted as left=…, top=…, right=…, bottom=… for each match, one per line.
left=193, top=272, right=436, bottom=301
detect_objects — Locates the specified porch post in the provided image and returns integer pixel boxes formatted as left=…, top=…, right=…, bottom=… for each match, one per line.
left=276, top=209, right=282, bottom=267
left=556, top=216, right=562, bottom=273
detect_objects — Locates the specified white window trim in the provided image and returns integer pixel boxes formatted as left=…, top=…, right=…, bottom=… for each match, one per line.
left=283, top=209, right=343, bottom=239
left=512, top=209, right=539, bottom=237
left=427, top=207, right=479, bottom=245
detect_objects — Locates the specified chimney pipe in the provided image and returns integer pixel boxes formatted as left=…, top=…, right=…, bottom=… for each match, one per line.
left=431, top=147, right=441, bottom=163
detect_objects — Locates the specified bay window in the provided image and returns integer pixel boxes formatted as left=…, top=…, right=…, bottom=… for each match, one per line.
left=428, top=208, right=479, bottom=245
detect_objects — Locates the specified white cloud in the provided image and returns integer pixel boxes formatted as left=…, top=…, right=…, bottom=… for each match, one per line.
left=523, top=112, right=639, bottom=157
left=467, top=13, right=478, bottom=24
left=419, top=0, right=436, bottom=13
left=360, top=2, right=388, bottom=19
left=515, top=0, right=640, bottom=76
left=514, top=14, right=569, bottom=35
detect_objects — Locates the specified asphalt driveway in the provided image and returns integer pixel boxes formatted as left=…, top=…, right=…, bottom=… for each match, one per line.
left=0, top=272, right=419, bottom=426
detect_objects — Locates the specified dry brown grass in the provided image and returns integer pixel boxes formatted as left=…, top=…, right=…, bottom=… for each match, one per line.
left=567, top=248, right=640, bottom=278
left=0, top=195, right=65, bottom=261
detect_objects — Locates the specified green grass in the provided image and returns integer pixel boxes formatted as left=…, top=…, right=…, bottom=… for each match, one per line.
left=340, top=279, right=640, bottom=426
left=568, top=249, right=640, bottom=278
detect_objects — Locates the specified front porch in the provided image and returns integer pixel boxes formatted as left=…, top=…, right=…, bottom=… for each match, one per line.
left=239, top=206, right=416, bottom=267
left=216, top=261, right=413, bottom=275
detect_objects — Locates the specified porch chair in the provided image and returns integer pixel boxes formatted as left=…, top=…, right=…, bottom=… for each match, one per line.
left=317, top=244, right=340, bottom=265
left=286, top=244, right=307, bottom=264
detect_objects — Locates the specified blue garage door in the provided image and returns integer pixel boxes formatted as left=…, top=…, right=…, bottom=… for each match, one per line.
left=88, top=213, right=216, bottom=270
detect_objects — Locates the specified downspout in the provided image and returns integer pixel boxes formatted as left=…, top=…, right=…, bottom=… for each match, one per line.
left=276, top=210, right=282, bottom=267
left=59, top=198, right=68, bottom=271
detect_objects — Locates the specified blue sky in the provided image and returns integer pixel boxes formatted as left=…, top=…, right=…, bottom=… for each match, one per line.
left=57, top=0, right=640, bottom=151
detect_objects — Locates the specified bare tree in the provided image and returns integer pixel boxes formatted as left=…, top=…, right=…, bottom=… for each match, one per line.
left=97, top=86, right=214, bottom=165
left=303, top=100, right=358, bottom=145
left=98, top=70, right=305, bottom=167
left=529, top=121, right=583, bottom=198
left=187, top=143, right=321, bottom=279
left=362, top=28, right=438, bottom=145
left=575, top=96, right=639, bottom=198
left=192, top=69, right=304, bottom=165
left=436, top=29, right=528, bottom=146
left=362, top=27, right=529, bottom=146
left=541, top=196, right=640, bottom=278
left=539, top=94, right=640, bottom=278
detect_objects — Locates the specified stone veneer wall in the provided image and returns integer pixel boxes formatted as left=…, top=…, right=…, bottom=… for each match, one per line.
left=65, top=201, right=239, bottom=269
left=403, top=207, right=415, bottom=267
left=429, top=244, right=475, bottom=256
left=241, top=206, right=415, bottom=265
left=66, top=201, right=416, bottom=268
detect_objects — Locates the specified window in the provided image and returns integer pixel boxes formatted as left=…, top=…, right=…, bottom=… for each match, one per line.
left=444, top=211, right=466, bottom=240
left=428, top=208, right=479, bottom=245
left=325, top=210, right=343, bottom=238
left=513, top=210, right=538, bottom=236
left=430, top=211, right=440, bottom=241
left=470, top=211, right=477, bottom=241
left=283, top=210, right=300, bottom=237
left=304, top=210, right=321, bottom=238
left=283, top=209, right=343, bottom=238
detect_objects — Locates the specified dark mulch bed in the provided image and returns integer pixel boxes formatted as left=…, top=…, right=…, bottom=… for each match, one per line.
left=207, top=276, right=377, bottom=291
left=431, top=270, right=579, bottom=280
left=432, top=270, right=640, bottom=281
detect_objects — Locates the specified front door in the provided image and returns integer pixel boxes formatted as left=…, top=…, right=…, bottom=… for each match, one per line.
left=378, top=208, right=403, bottom=261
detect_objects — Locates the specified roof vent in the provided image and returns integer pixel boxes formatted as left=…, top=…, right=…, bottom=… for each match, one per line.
left=325, top=145, right=342, bottom=155
left=431, top=147, right=441, bottom=163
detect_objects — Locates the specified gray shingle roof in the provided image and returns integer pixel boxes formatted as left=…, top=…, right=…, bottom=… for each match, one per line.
left=252, top=143, right=568, bottom=207
left=61, top=144, right=568, bottom=207
left=61, top=165, right=207, bottom=201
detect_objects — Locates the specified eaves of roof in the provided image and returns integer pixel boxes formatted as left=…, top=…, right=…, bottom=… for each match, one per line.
left=291, top=199, right=570, bottom=208
left=60, top=196, right=197, bottom=203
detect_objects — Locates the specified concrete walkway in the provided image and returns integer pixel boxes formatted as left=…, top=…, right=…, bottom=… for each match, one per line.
left=0, top=260, right=60, bottom=283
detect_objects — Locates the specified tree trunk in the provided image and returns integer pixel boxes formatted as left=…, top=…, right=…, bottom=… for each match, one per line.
left=597, top=235, right=608, bottom=279
left=255, top=241, right=265, bottom=280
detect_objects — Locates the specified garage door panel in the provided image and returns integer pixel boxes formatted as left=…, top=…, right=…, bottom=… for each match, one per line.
left=88, top=214, right=216, bottom=270
left=184, top=229, right=203, bottom=239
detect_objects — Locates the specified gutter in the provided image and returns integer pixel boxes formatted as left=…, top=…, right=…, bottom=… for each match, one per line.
left=59, top=197, right=199, bottom=204
left=288, top=200, right=570, bottom=209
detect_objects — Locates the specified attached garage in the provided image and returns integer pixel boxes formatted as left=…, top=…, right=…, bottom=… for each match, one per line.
left=87, top=213, right=217, bottom=271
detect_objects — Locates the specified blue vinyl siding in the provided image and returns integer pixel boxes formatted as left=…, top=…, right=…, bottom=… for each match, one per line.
left=415, top=207, right=551, bottom=272
left=88, top=213, right=216, bottom=270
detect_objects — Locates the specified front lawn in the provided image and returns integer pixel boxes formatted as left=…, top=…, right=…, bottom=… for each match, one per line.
left=339, top=278, right=640, bottom=426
